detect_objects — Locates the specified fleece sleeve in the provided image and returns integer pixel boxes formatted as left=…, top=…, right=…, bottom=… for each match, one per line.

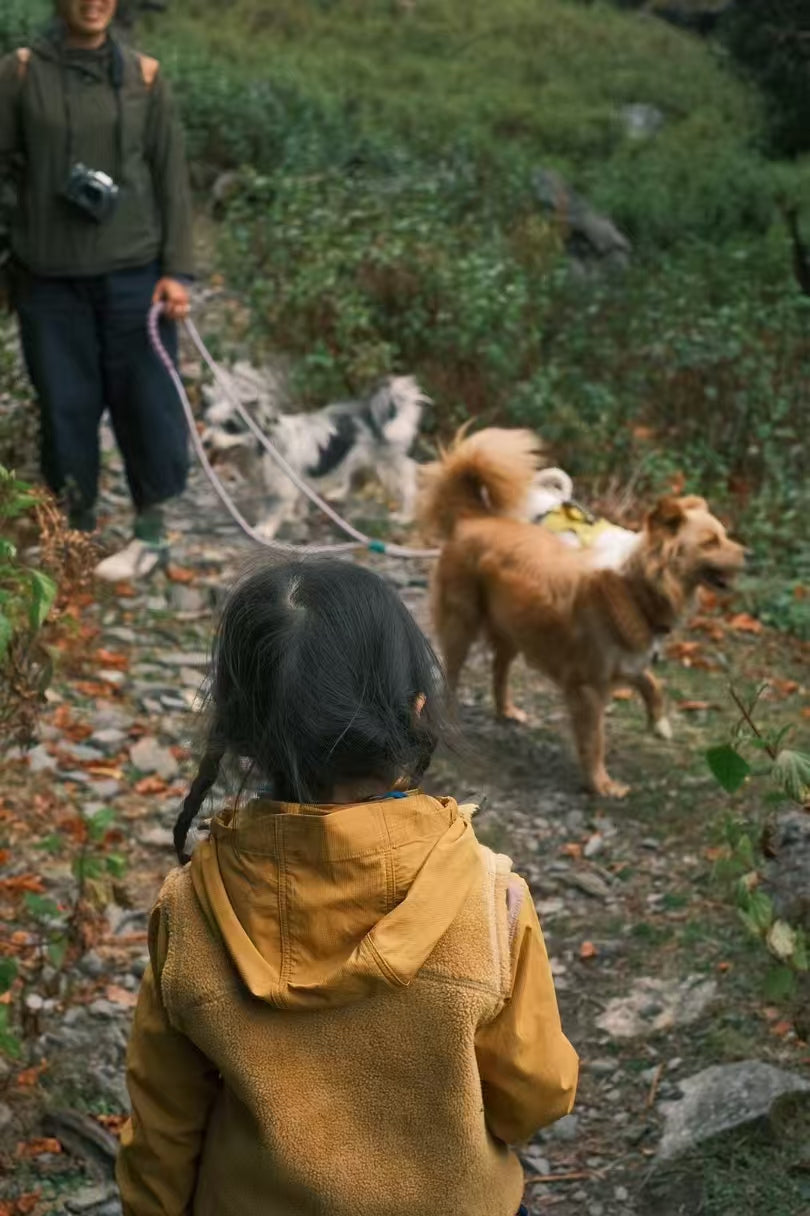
left=116, top=908, right=219, bottom=1215
left=475, top=886, right=578, bottom=1144
left=145, top=69, right=195, bottom=280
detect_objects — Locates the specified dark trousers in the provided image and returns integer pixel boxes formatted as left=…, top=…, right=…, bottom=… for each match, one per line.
left=14, top=261, right=188, bottom=518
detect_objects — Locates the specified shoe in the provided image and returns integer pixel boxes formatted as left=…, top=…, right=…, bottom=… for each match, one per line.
left=68, top=507, right=97, bottom=533
left=94, top=538, right=167, bottom=583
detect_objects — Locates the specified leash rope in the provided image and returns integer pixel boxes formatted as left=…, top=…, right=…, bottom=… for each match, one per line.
left=147, top=303, right=438, bottom=559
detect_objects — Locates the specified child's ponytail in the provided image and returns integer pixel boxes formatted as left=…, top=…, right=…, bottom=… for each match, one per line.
left=174, top=743, right=224, bottom=863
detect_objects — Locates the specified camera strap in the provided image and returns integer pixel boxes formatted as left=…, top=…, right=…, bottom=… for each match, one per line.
left=59, top=38, right=126, bottom=184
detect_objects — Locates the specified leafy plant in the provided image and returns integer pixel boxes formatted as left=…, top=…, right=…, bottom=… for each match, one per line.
left=707, top=686, right=810, bottom=998
left=0, top=467, right=57, bottom=746
left=0, top=808, right=128, bottom=1061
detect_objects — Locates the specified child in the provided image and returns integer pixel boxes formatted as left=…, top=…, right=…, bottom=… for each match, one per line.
left=117, top=559, right=578, bottom=1216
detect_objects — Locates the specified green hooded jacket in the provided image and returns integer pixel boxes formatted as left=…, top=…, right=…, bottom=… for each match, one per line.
left=0, top=28, right=193, bottom=279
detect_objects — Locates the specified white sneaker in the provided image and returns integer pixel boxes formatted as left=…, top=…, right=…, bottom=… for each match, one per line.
left=94, top=538, right=166, bottom=583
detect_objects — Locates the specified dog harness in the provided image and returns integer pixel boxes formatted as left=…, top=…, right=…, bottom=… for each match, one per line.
left=536, top=501, right=615, bottom=547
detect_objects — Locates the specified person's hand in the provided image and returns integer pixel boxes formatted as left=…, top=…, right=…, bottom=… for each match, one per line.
left=152, top=277, right=190, bottom=322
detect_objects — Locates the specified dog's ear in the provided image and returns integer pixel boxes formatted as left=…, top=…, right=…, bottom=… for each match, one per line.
left=677, top=494, right=708, bottom=513
left=646, top=496, right=685, bottom=534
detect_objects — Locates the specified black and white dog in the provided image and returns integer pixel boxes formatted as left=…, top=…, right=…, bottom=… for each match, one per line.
left=202, top=366, right=429, bottom=539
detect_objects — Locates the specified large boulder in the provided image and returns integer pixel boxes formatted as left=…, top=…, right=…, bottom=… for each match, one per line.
left=657, top=1061, right=810, bottom=1160
left=533, top=168, right=631, bottom=277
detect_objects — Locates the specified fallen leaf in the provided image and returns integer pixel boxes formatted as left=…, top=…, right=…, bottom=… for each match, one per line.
left=105, top=985, right=138, bottom=1008
left=113, top=581, right=137, bottom=598
left=15, top=1138, right=61, bottom=1158
left=765, top=678, right=799, bottom=699
left=771, top=1019, right=793, bottom=1038
left=716, top=961, right=732, bottom=972
left=704, top=846, right=728, bottom=862
left=579, top=941, right=598, bottom=960
left=0, top=1194, right=41, bottom=1216
left=166, top=565, right=195, bottom=584
left=728, top=612, right=763, bottom=635
left=74, top=681, right=118, bottom=699
left=96, top=1113, right=128, bottom=1137
left=16, top=1063, right=47, bottom=1087
left=561, top=842, right=583, bottom=859
left=677, top=700, right=713, bottom=712
left=93, top=649, right=129, bottom=671
left=612, top=688, right=634, bottom=701
left=0, top=875, right=45, bottom=895
left=687, top=615, right=726, bottom=641
left=632, top=425, right=655, bottom=441
left=134, top=776, right=169, bottom=796
left=0, top=849, right=9, bottom=867
left=697, top=588, right=719, bottom=612
left=803, top=707, right=810, bottom=721
left=86, top=765, right=125, bottom=780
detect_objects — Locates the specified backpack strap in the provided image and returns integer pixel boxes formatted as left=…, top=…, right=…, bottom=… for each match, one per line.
left=15, top=48, right=31, bottom=80
left=137, top=53, right=159, bottom=89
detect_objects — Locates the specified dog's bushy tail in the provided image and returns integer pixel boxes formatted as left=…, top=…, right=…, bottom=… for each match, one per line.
left=419, top=426, right=544, bottom=540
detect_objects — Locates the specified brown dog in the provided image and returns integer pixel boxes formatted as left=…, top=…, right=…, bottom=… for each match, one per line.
left=421, top=429, right=746, bottom=797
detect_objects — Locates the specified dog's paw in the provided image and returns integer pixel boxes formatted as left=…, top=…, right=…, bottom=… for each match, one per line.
left=497, top=705, right=529, bottom=725
left=653, top=716, right=673, bottom=741
left=591, top=775, right=630, bottom=799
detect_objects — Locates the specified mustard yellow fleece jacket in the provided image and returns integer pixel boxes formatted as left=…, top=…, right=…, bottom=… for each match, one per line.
left=116, top=794, right=578, bottom=1215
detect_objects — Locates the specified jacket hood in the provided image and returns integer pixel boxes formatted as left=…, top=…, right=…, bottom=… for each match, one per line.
left=189, top=794, right=482, bottom=1010
left=32, top=26, right=114, bottom=79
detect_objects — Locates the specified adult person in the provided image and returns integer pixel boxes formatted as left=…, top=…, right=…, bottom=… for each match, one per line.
left=0, top=0, right=193, bottom=581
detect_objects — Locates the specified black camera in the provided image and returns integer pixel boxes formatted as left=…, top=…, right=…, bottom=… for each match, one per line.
left=61, top=163, right=120, bottom=224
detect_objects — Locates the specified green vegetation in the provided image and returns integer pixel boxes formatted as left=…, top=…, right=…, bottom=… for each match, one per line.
left=2, top=0, right=808, bottom=635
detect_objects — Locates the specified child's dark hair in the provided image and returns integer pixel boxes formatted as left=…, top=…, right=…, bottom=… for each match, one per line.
left=174, top=559, right=450, bottom=862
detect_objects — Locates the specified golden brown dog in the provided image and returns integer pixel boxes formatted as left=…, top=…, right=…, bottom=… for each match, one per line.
left=421, top=428, right=746, bottom=797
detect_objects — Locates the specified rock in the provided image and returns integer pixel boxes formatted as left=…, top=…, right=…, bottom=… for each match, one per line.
left=66, top=1184, right=118, bottom=1213
left=621, top=103, right=664, bottom=141
left=103, top=626, right=137, bottom=645
left=588, top=1058, right=619, bottom=1077
left=155, top=650, right=209, bottom=669
left=568, top=870, right=613, bottom=900
left=129, top=736, right=178, bottom=780
left=583, top=832, right=604, bottom=858
left=93, top=728, right=128, bottom=752
left=139, top=826, right=174, bottom=849
left=60, top=743, right=105, bottom=763
left=657, top=1061, right=810, bottom=1161
left=549, top=1113, right=579, bottom=1142
left=762, top=808, right=810, bottom=930
left=169, top=585, right=206, bottom=613
left=27, top=744, right=56, bottom=773
left=99, top=669, right=127, bottom=687
left=534, top=167, right=632, bottom=276
left=521, top=1147, right=551, bottom=1175
left=90, top=779, right=122, bottom=799
left=596, top=975, right=717, bottom=1039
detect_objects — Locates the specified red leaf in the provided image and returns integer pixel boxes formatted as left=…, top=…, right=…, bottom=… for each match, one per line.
left=579, top=941, right=598, bottom=960
left=134, top=776, right=169, bottom=796
left=16, top=1138, right=61, bottom=1159
left=166, top=565, right=195, bottom=584
left=93, top=649, right=129, bottom=671
left=677, top=700, right=713, bottom=712
left=727, top=612, right=763, bottom=635
left=105, top=985, right=138, bottom=1008
left=0, top=875, right=45, bottom=895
